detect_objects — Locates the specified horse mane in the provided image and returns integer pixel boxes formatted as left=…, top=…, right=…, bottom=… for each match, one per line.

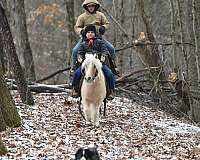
left=81, top=54, right=103, bottom=75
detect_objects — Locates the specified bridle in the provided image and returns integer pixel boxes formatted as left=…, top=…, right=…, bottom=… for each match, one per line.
left=82, top=64, right=99, bottom=83
left=80, top=52, right=105, bottom=83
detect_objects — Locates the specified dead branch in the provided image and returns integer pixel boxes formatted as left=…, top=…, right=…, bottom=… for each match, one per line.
left=36, top=67, right=71, bottom=83
left=101, top=6, right=129, bottom=40
left=115, top=41, right=194, bottom=53
left=117, top=67, right=159, bottom=82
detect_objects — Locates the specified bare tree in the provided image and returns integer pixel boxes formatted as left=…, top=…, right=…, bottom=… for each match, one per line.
left=65, top=0, right=77, bottom=66
left=0, top=45, right=21, bottom=155
left=11, top=0, right=36, bottom=81
left=135, top=0, right=162, bottom=68
left=0, top=40, right=6, bottom=74
left=190, top=0, right=200, bottom=121
left=169, top=0, right=178, bottom=72
left=0, top=3, right=34, bottom=105
left=118, top=0, right=125, bottom=72
left=177, top=0, right=189, bottom=77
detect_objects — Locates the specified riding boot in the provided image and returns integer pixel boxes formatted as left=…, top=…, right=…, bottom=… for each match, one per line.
left=107, top=89, right=115, bottom=100
left=112, top=59, right=119, bottom=75
left=71, top=87, right=79, bottom=98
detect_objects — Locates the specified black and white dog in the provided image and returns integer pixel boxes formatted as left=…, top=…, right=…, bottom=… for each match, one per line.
left=75, top=145, right=100, bottom=160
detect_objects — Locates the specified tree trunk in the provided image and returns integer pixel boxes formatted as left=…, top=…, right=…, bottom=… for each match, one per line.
left=0, top=41, right=21, bottom=156
left=112, top=0, right=117, bottom=47
left=0, top=41, right=6, bottom=75
left=136, top=0, right=162, bottom=68
left=119, top=0, right=125, bottom=73
left=0, top=108, right=7, bottom=155
left=12, top=0, right=36, bottom=81
left=65, top=0, right=76, bottom=66
left=177, top=0, right=189, bottom=78
left=0, top=3, right=34, bottom=105
left=0, top=105, right=6, bottom=132
left=0, top=134, right=7, bottom=156
left=169, top=0, right=178, bottom=72
left=190, top=0, right=200, bottom=122
left=0, top=76, right=21, bottom=129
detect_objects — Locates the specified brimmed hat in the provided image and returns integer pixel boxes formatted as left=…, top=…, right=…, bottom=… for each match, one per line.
left=85, top=25, right=96, bottom=35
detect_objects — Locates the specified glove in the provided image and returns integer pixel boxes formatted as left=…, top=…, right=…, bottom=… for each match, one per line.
left=99, top=26, right=105, bottom=35
left=80, top=29, right=85, bottom=37
left=114, top=67, right=120, bottom=76
left=70, top=68, right=75, bottom=76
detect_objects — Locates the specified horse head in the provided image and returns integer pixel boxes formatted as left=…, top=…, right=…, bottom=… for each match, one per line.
left=81, top=53, right=103, bottom=83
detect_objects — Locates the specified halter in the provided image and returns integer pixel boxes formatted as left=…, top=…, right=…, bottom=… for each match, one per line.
left=83, top=67, right=99, bottom=83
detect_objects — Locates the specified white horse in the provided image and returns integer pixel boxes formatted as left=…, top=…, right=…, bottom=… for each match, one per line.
left=81, top=53, right=106, bottom=126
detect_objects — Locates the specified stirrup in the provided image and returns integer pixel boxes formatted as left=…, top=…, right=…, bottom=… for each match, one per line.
left=71, top=89, right=79, bottom=98
left=107, top=95, right=114, bottom=100
left=107, top=90, right=115, bottom=100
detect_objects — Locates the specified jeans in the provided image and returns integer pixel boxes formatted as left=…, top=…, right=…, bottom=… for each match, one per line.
left=72, top=65, right=115, bottom=90
left=72, top=39, right=82, bottom=68
left=72, top=39, right=115, bottom=68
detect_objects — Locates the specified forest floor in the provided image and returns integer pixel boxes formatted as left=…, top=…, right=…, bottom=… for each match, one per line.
left=1, top=91, right=200, bottom=160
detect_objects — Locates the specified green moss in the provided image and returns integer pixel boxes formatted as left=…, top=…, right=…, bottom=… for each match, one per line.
left=0, top=141, right=7, bottom=156
left=0, top=77, right=21, bottom=128
left=12, top=119, right=21, bottom=128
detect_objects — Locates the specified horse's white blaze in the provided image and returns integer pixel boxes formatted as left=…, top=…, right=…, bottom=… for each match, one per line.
left=81, top=54, right=106, bottom=126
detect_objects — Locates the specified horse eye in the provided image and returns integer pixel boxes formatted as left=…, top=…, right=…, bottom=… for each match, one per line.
left=95, top=55, right=98, bottom=59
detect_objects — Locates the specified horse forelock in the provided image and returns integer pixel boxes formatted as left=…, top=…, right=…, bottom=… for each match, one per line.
left=92, top=58, right=102, bottom=74
left=81, top=54, right=102, bottom=74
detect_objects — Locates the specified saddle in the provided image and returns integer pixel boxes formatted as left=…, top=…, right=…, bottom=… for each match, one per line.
left=74, top=52, right=114, bottom=98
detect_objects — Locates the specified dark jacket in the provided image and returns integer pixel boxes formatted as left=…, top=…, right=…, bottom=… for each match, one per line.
left=78, top=37, right=109, bottom=56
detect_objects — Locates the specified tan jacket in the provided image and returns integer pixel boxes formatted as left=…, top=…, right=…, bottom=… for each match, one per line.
left=74, top=0, right=110, bottom=36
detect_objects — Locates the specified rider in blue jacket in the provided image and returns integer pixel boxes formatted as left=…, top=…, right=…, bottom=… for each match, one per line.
left=71, top=25, right=115, bottom=100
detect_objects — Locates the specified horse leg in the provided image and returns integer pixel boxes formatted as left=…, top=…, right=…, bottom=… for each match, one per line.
left=83, top=101, right=91, bottom=125
left=91, top=103, right=100, bottom=127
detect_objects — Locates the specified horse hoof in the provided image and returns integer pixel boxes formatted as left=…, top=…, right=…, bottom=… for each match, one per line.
left=85, top=122, right=92, bottom=126
left=94, top=123, right=100, bottom=127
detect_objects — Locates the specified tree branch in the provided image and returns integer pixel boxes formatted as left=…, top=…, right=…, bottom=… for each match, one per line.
left=101, top=6, right=130, bottom=41
left=115, top=41, right=195, bottom=52
left=36, top=67, right=71, bottom=83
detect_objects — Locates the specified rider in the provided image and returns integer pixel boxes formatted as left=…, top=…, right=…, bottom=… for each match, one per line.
left=71, top=25, right=115, bottom=100
left=71, top=0, right=117, bottom=72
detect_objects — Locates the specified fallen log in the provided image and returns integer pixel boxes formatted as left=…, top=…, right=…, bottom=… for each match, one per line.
left=7, top=82, right=71, bottom=93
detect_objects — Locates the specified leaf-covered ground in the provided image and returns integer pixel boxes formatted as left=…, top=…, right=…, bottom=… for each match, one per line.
left=1, top=92, right=200, bottom=160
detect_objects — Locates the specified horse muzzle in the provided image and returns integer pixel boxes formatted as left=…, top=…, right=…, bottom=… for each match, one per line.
left=84, top=76, right=95, bottom=82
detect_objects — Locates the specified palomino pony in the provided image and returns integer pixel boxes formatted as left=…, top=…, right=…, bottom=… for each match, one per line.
left=81, top=53, right=106, bottom=126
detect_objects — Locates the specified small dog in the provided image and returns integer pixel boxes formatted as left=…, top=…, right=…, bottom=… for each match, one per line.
left=75, top=145, right=100, bottom=160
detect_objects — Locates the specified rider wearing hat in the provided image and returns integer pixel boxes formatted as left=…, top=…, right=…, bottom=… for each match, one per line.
left=71, top=0, right=117, bottom=73
left=71, top=25, right=115, bottom=100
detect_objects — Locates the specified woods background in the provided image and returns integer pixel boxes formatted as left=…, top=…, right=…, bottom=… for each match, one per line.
left=1, top=0, right=200, bottom=121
